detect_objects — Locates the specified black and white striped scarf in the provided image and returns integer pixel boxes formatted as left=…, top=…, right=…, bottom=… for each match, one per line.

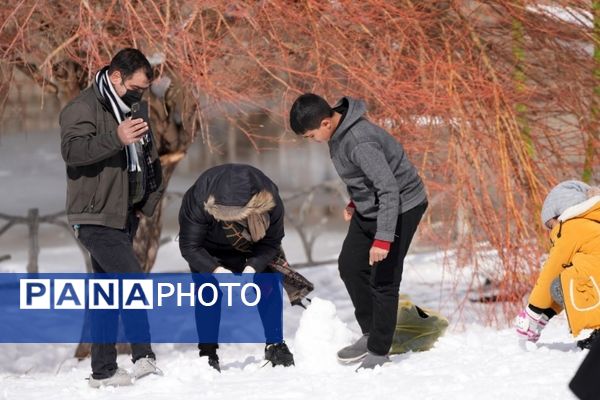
left=95, top=66, right=142, bottom=172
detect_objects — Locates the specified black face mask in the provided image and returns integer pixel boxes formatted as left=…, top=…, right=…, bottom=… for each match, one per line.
left=121, top=89, right=144, bottom=107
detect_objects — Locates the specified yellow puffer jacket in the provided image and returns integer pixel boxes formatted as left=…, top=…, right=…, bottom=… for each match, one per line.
left=529, top=197, right=600, bottom=336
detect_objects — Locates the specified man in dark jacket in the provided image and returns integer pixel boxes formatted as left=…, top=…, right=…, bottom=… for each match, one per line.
left=179, top=164, right=307, bottom=371
left=290, top=93, right=428, bottom=370
left=59, top=48, right=165, bottom=387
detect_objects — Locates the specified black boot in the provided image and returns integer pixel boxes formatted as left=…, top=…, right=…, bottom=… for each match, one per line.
left=577, top=330, right=600, bottom=350
left=199, top=347, right=221, bottom=372
left=265, top=342, right=295, bottom=367
left=207, top=354, right=221, bottom=372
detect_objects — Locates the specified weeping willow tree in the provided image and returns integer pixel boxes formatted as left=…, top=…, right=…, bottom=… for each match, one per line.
left=0, top=1, right=598, bottom=327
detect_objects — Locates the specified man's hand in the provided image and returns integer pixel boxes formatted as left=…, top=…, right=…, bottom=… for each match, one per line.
left=369, top=246, right=389, bottom=266
left=343, top=205, right=355, bottom=221
left=117, top=118, right=148, bottom=145
left=213, top=266, right=233, bottom=274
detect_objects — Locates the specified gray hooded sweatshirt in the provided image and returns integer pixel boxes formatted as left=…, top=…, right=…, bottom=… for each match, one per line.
left=328, top=97, right=427, bottom=242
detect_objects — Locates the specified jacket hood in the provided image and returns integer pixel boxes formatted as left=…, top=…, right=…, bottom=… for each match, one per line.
left=541, top=180, right=591, bottom=225
left=559, top=195, right=600, bottom=223
left=204, top=190, right=275, bottom=221
left=202, top=164, right=276, bottom=221
left=330, top=97, right=367, bottom=141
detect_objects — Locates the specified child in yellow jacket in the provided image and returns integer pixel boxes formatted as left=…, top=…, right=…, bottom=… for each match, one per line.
left=516, top=180, right=600, bottom=348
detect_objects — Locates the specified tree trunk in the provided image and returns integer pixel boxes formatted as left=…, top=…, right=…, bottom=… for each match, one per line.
left=0, top=62, right=12, bottom=135
left=133, top=152, right=185, bottom=272
left=26, top=208, right=40, bottom=274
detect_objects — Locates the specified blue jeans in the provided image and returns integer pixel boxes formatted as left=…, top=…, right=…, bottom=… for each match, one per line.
left=78, top=213, right=154, bottom=379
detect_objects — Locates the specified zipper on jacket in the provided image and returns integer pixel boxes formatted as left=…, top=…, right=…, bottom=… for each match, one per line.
left=561, top=281, right=573, bottom=334
left=88, top=175, right=99, bottom=211
left=88, top=191, right=96, bottom=211
left=122, top=150, right=129, bottom=229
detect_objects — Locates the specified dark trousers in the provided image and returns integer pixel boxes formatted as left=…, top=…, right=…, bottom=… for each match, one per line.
left=195, top=253, right=283, bottom=356
left=78, top=213, right=155, bottom=379
left=339, top=202, right=427, bottom=356
left=570, top=335, right=600, bottom=400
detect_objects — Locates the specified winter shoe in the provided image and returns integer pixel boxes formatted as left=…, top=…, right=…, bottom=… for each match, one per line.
left=577, top=329, right=600, bottom=350
left=208, top=354, right=221, bottom=372
left=265, top=342, right=295, bottom=367
left=356, top=352, right=391, bottom=371
left=515, top=308, right=549, bottom=343
left=88, top=368, right=133, bottom=388
left=132, top=356, right=163, bottom=379
left=199, top=349, right=221, bottom=372
left=337, top=334, right=369, bottom=363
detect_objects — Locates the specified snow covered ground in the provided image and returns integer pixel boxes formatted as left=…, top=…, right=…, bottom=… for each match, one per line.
left=0, top=130, right=590, bottom=399
left=0, top=242, right=590, bottom=400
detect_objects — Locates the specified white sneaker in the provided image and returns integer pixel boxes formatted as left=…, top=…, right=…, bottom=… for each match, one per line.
left=88, top=368, right=133, bottom=388
left=132, top=357, right=163, bottom=379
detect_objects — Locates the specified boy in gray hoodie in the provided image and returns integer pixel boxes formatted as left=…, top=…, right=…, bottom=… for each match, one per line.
left=289, top=93, right=427, bottom=369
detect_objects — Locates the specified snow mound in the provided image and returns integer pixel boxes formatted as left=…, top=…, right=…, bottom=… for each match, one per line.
left=293, top=297, right=356, bottom=370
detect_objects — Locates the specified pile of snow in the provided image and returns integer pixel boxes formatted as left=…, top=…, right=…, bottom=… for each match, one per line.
left=293, top=297, right=355, bottom=370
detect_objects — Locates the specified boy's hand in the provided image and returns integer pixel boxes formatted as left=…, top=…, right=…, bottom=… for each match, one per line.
left=369, top=246, right=389, bottom=266
left=343, top=206, right=355, bottom=221
left=343, top=201, right=356, bottom=221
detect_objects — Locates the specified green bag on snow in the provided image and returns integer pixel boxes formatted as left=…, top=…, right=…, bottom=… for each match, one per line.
left=390, top=298, right=449, bottom=354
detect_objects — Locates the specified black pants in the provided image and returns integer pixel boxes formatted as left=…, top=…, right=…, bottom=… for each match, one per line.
left=339, top=202, right=427, bottom=356
left=194, top=253, right=283, bottom=356
left=78, top=213, right=155, bottom=379
left=570, top=335, right=600, bottom=400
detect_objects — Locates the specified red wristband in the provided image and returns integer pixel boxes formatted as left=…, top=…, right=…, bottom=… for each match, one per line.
left=347, top=201, right=356, bottom=209
left=372, top=239, right=391, bottom=251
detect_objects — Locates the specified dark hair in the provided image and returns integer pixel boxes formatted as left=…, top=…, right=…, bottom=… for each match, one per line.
left=108, top=48, right=153, bottom=81
left=289, top=93, right=333, bottom=135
